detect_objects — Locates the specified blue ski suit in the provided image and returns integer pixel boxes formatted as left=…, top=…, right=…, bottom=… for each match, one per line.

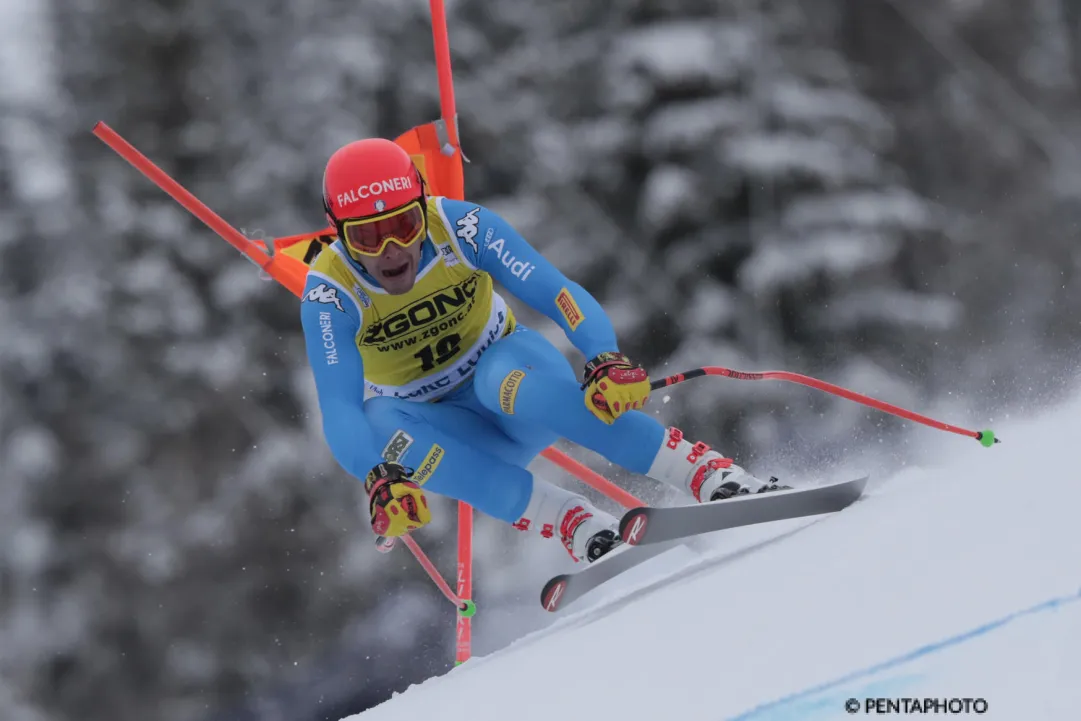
left=300, top=197, right=665, bottom=523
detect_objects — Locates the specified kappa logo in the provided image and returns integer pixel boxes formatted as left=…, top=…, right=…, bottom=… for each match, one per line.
left=498, top=370, right=526, bottom=414
left=555, top=287, right=585, bottom=330
left=381, top=430, right=414, bottom=463
left=306, top=283, right=344, bottom=312
left=413, top=444, right=445, bottom=486
left=455, top=207, right=481, bottom=253
left=374, top=199, right=386, bottom=212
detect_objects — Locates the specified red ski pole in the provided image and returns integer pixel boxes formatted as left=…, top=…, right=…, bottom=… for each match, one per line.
left=399, top=535, right=476, bottom=617
left=651, top=366, right=1000, bottom=447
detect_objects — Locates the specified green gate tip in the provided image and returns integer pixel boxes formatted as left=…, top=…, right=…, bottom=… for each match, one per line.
left=458, top=599, right=477, bottom=617
left=977, top=430, right=999, bottom=447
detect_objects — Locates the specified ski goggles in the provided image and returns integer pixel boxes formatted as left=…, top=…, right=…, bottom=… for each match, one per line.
left=340, top=199, right=427, bottom=257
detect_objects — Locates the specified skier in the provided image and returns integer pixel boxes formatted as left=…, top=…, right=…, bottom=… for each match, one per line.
left=300, top=138, right=784, bottom=564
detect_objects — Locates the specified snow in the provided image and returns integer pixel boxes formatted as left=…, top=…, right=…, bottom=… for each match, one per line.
left=819, top=289, right=965, bottom=333
left=643, top=98, right=755, bottom=158
left=0, top=0, right=71, bottom=208
left=783, top=189, right=936, bottom=232
left=724, top=133, right=880, bottom=186
left=614, top=22, right=755, bottom=91
left=345, top=391, right=1081, bottom=721
left=768, top=80, right=893, bottom=141
left=740, top=231, right=899, bottom=295
left=638, top=164, right=700, bottom=230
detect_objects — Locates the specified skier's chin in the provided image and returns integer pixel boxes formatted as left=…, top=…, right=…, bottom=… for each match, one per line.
left=380, top=257, right=417, bottom=294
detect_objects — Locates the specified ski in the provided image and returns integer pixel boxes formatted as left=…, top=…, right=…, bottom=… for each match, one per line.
left=619, top=475, right=869, bottom=547
left=539, top=476, right=869, bottom=613
left=540, top=538, right=683, bottom=613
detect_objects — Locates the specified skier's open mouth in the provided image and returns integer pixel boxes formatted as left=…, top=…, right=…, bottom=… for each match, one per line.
left=382, top=261, right=410, bottom=279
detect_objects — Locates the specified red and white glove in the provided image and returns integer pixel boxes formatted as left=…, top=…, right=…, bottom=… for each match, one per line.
left=365, top=462, right=431, bottom=538
left=581, top=351, right=651, bottom=425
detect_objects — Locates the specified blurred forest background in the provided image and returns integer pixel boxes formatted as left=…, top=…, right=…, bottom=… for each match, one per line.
left=2, top=0, right=1080, bottom=719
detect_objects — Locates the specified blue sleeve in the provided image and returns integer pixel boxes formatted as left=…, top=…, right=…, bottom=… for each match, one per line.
left=300, top=274, right=382, bottom=482
left=442, top=198, right=619, bottom=361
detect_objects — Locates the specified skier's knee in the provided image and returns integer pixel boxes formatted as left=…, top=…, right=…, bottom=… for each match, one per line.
left=473, top=336, right=518, bottom=383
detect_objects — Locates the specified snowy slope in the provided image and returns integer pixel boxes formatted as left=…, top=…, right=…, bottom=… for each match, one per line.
left=348, top=394, right=1081, bottom=721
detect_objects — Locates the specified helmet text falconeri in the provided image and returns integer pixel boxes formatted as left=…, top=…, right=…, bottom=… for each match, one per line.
left=336, top=176, right=415, bottom=209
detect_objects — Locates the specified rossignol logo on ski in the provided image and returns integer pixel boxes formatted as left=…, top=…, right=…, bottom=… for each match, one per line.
left=543, top=580, right=566, bottom=612
left=455, top=207, right=481, bottom=253
left=624, top=513, right=648, bottom=545
left=306, top=283, right=344, bottom=312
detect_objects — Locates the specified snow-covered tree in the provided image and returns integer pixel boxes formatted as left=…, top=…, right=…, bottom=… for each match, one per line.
left=1, top=0, right=1078, bottom=720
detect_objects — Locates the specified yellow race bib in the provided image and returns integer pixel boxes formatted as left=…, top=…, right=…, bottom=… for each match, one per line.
left=306, top=196, right=515, bottom=401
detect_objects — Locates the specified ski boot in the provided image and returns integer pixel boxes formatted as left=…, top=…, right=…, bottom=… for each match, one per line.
left=710, top=473, right=792, bottom=501
left=646, top=427, right=791, bottom=503
left=581, top=527, right=623, bottom=563
left=514, top=478, right=623, bottom=563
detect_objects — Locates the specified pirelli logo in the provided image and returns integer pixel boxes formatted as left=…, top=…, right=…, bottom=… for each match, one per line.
left=413, top=444, right=445, bottom=486
left=499, top=370, right=526, bottom=414
left=555, top=288, right=585, bottom=331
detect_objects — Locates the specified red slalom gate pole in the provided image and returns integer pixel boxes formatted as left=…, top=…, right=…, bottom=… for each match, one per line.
left=427, top=0, right=475, bottom=666
left=651, top=366, right=1000, bottom=447
left=91, top=121, right=473, bottom=624
left=454, top=504, right=473, bottom=665
left=92, top=122, right=271, bottom=269
left=429, top=0, right=459, bottom=150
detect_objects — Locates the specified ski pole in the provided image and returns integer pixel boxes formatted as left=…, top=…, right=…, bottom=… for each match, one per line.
left=651, top=366, right=1000, bottom=447
left=384, top=534, right=477, bottom=618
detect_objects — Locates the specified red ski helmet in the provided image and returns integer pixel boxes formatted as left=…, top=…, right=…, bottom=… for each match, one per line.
left=322, top=138, right=428, bottom=258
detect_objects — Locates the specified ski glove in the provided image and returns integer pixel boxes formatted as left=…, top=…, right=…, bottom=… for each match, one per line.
left=365, top=462, right=431, bottom=538
left=582, top=351, right=651, bottom=425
